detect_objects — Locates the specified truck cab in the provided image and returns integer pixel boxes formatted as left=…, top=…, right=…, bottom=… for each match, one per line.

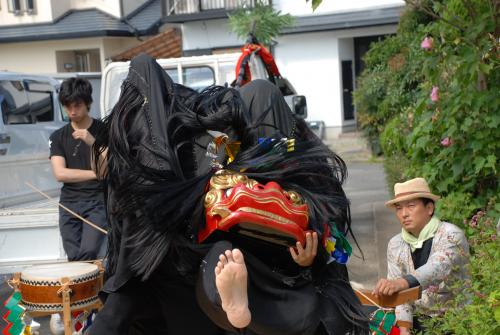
left=0, top=72, right=66, bottom=207
left=101, top=53, right=307, bottom=119
left=0, top=72, right=68, bottom=272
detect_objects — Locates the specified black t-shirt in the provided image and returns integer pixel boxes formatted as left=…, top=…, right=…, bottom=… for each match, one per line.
left=411, top=238, right=433, bottom=269
left=49, top=119, right=104, bottom=202
left=404, top=238, right=434, bottom=288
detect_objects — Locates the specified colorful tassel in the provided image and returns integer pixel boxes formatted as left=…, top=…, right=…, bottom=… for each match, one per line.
left=326, top=224, right=352, bottom=264
left=2, top=292, right=26, bottom=335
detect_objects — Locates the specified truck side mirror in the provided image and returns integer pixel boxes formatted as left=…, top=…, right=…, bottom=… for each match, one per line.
left=292, top=95, right=307, bottom=119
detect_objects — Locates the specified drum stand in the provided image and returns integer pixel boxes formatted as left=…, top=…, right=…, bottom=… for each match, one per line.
left=10, top=261, right=104, bottom=335
left=354, top=286, right=421, bottom=308
left=355, top=286, right=421, bottom=331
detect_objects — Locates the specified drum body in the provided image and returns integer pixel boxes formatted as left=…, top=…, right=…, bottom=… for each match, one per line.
left=19, top=262, right=101, bottom=312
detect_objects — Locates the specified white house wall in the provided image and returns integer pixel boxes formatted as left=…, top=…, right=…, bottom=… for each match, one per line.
left=50, top=0, right=72, bottom=22
left=0, top=0, right=126, bottom=26
left=274, top=25, right=397, bottom=129
left=181, top=19, right=243, bottom=51
left=121, top=0, right=148, bottom=17
left=70, top=0, right=121, bottom=18
left=0, top=0, right=54, bottom=26
left=273, top=0, right=405, bottom=15
left=100, top=36, right=143, bottom=65
left=274, top=31, right=342, bottom=127
left=0, top=37, right=140, bottom=73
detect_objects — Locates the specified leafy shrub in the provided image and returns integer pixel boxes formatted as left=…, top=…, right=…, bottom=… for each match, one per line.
left=421, top=200, right=500, bottom=334
left=354, top=1, right=499, bottom=333
left=354, top=0, right=499, bottom=220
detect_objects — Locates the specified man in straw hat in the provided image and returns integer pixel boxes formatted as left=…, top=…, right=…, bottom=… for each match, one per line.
left=372, top=177, right=470, bottom=334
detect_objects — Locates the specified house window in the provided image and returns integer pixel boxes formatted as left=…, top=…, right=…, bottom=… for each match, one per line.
left=201, top=0, right=224, bottom=11
left=167, top=0, right=268, bottom=15
left=25, top=0, right=35, bottom=14
left=7, top=0, right=22, bottom=14
left=7, top=0, right=36, bottom=15
left=56, top=49, right=101, bottom=73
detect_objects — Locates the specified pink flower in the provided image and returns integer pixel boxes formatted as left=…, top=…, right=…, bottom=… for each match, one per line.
left=431, top=86, right=439, bottom=102
left=441, top=137, right=452, bottom=147
left=427, top=285, right=439, bottom=293
left=421, top=37, right=434, bottom=50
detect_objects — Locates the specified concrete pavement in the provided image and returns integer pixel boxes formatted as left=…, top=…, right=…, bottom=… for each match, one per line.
left=344, top=162, right=400, bottom=289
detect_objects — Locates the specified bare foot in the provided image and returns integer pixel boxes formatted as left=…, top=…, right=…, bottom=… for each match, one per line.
left=215, top=249, right=251, bottom=329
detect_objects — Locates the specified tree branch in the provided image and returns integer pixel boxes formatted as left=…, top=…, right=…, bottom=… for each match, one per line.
left=404, top=0, right=465, bottom=33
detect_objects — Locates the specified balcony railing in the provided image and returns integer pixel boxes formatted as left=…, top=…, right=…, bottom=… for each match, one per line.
left=164, top=0, right=270, bottom=16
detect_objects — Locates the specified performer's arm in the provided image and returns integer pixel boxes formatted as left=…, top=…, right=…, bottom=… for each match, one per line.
left=91, top=147, right=108, bottom=180
left=373, top=238, right=414, bottom=329
left=50, top=156, right=97, bottom=183
left=289, top=232, right=318, bottom=267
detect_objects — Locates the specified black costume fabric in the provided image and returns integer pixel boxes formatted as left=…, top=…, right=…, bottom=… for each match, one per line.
left=90, top=54, right=225, bottom=335
left=91, top=53, right=368, bottom=335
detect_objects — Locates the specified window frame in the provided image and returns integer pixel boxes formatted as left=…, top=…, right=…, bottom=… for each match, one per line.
left=0, top=79, right=56, bottom=125
left=7, top=0, right=36, bottom=15
left=25, top=80, right=55, bottom=123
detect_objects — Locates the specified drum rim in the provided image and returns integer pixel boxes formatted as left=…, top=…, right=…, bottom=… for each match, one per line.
left=21, top=296, right=99, bottom=312
left=20, top=262, right=99, bottom=284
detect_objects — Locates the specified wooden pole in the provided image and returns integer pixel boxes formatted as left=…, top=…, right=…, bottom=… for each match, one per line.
left=25, top=182, right=107, bottom=235
left=354, top=286, right=422, bottom=308
left=59, top=277, right=72, bottom=335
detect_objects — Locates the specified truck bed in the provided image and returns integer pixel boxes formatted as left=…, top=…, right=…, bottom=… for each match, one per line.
left=0, top=198, right=66, bottom=274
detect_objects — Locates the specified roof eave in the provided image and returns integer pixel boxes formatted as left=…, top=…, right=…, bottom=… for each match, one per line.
left=282, top=19, right=400, bottom=35
left=0, top=30, right=135, bottom=43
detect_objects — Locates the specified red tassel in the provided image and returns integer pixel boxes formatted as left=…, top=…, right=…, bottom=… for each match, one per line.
left=389, top=326, right=400, bottom=335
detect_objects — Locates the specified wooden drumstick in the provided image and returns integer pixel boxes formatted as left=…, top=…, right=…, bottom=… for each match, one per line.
left=25, top=182, right=108, bottom=235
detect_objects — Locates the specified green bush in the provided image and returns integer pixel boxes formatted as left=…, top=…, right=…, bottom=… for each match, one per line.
left=354, top=1, right=500, bottom=333
left=422, top=200, right=500, bottom=334
left=380, top=115, right=412, bottom=194
left=355, top=0, right=499, bottom=220
left=354, top=8, right=430, bottom=149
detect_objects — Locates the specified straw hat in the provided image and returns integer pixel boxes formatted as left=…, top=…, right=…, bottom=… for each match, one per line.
left=385, top=177, right=440, bottom=208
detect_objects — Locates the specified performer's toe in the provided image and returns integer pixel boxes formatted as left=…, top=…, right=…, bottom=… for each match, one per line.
left=219, top=253, right=228, bottom=265
left=225, top=250, right=234, bottom=262
left=232, top=249, right=245, bottom=265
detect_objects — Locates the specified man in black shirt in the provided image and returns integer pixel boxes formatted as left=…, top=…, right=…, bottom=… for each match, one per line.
left=49, top=78, right=107, bottom=262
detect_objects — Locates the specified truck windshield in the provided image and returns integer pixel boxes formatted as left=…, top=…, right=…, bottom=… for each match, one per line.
left=104, top=65, right=215, bottom=115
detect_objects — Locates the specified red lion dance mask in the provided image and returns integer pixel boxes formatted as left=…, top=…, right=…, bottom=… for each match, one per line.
left=199, top=170, right=312, bottom=247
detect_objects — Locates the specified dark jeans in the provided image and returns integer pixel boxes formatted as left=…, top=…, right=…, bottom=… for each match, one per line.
left=59, top=199, right=107, bottom=261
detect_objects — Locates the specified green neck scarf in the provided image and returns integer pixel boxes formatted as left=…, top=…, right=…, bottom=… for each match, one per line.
left=402, top=216, right=441, bottom=252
